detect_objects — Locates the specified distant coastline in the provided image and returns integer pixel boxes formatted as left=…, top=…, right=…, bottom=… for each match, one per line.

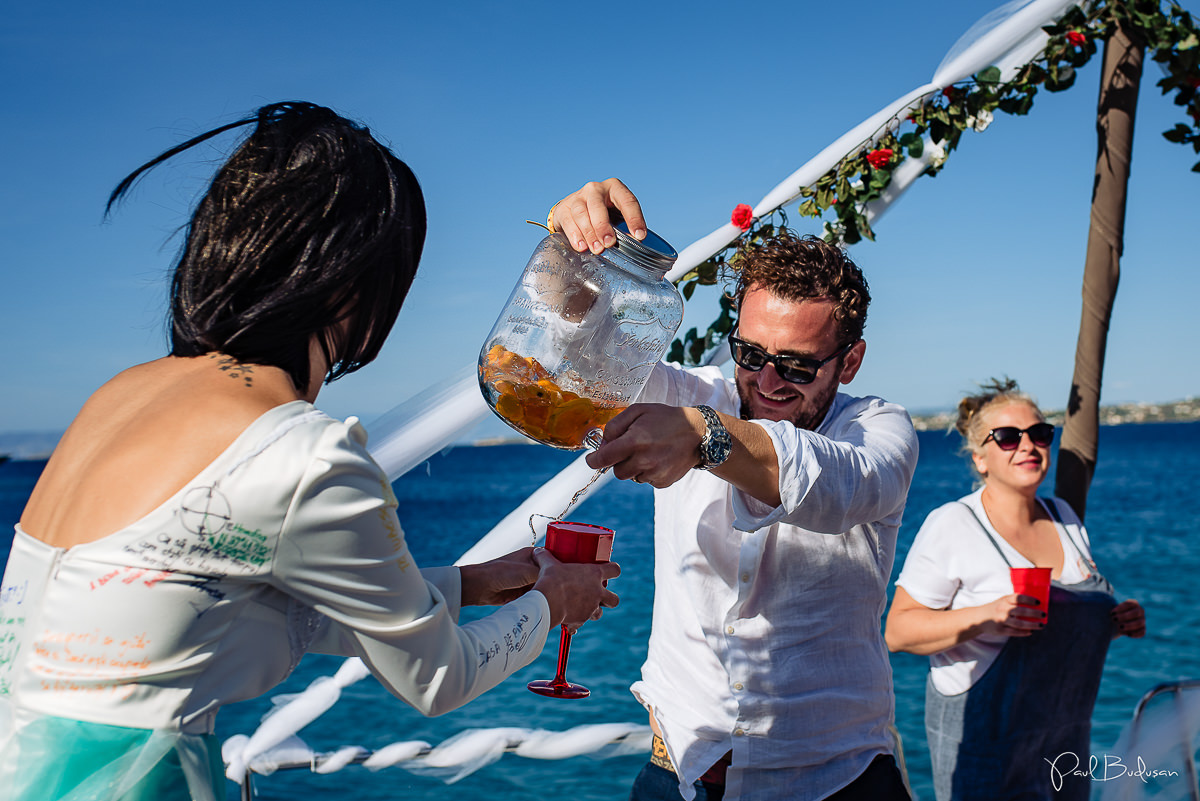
left=3, top=398, right=1197, bottom=459
left=910, top=397, right=1200, bottom=432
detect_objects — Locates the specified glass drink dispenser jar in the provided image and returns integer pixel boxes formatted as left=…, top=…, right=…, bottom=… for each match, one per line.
left=479, top=223, right=683, bottom=450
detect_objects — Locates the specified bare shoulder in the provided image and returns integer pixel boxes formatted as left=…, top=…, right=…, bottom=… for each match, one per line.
left=21, top=355, right=302, bottom=548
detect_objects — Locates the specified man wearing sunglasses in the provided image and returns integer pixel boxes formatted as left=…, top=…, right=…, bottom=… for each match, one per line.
left=555, top=180, right=919, bottom=801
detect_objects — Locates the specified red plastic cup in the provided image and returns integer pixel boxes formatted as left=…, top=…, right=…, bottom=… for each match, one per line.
left=544, top=520, right=614, bottom=564
left=1010, top=566, right=1052, bottom=620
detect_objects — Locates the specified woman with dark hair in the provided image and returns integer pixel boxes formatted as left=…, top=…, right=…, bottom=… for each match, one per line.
left=884, top=378, right=1145, bottom=801
left=0, top=102, right=622, bottom=801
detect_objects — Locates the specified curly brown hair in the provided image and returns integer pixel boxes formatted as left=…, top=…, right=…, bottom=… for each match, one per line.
left=731, top=231, right=870, bottom=342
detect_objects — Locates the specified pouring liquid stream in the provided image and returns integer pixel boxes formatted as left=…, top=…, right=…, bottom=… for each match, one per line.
left=529, top=428, right=609, bottom=546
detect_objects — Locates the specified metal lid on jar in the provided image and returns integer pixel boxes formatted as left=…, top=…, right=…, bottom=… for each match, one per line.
left=612, top=221, right=677, bottom=274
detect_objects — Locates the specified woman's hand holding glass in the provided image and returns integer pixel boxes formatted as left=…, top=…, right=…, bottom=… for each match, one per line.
left=459, top=547, right=619, bottom=624
left=530, top=547, right=620, bottom=630
left=459, top=548, right=540, bottom=606
left=978, top=593, right=1047, bottom=638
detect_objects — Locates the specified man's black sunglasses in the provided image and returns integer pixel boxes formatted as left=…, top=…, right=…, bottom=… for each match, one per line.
left=728, top=330, right=856, bottom=385
left=983, top=423, right=1055, bottom=451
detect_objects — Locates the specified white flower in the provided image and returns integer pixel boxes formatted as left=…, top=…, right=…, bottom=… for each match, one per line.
left=970, top=109, right=994, bottom=132
left=927, top=142, right=947, bottom=168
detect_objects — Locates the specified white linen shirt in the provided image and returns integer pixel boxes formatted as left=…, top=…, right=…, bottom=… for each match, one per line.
left=629, top=362, right=919, bottom=801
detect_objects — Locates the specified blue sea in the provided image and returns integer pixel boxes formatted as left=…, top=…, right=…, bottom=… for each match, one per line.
left=2, top=422, right=1198, bottom=800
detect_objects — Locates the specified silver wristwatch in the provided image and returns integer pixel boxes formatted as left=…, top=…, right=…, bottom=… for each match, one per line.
left=694, top=405, right=732, bottom=470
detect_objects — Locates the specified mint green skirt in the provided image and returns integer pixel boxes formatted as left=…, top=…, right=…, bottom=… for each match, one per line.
left=2, top=714, right=224, bottom=801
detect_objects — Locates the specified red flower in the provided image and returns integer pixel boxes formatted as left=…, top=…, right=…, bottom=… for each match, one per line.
left=1190, top=77, right=1200, bottom=89
left=731, top=203, right=754, bottom=231
left=866, top=148, right=893, bottom=169
left=942, top=87, right=955, bottom=99
left=1066, top=30, right=1088, bottom=47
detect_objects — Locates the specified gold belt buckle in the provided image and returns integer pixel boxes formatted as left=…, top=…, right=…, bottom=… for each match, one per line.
left=650, top=734, right=675, bottom=772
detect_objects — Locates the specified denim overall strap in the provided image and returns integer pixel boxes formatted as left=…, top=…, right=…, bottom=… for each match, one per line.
left=927, top=502, right=1117, bottom=800
left=1038, top=497, right=1115, bottom=596
left=956, top=502, right=1014, bottom=568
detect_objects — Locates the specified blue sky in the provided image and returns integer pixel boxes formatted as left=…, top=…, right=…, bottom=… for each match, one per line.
left=2, top=0, right=1197, bottom=449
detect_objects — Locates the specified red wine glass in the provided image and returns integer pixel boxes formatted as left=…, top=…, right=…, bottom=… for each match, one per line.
left=527, top=520, right=614, bottom=699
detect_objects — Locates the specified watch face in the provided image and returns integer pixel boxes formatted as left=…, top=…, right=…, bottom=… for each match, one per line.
left=697, top=405, right=732, bottom=469
left=704, top=429, right=732, bottom=466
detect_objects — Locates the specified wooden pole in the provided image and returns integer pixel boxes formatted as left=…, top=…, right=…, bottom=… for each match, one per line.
left=1055, top=22, right=1144, bottom=520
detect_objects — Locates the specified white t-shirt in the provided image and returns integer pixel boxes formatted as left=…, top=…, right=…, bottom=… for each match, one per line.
left=894, top=488, right=1096, bottom=695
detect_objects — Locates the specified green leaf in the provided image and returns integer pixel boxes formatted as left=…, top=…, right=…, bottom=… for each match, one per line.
left=906, top=137, right=924, bottom=158
left=667, top=340, right=683, bottom=364
left=842, top=216, right=862, bottom=245
left=976, top=66, right=1003, bottom=85
left=999, top=95, right=1027, bottom=115
left=682, top=281, right=697, bottom=301
left=859, top=214, right=876, bottom=242
left=943, top=126, right=964, bottom=151
left=1164, top=123, right=1193, bottom=143
left=930, top=118, right=947, bottom=144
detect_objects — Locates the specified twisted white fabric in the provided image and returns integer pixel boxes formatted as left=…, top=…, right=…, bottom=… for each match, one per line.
left=223, top=659, right=370, bottom=783
left=231, top=723, right=652, bottom=785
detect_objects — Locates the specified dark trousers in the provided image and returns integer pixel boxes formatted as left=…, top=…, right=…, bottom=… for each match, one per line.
left=630, top=762, right=724, bottom=801
left=629, top=754, right=909, bottom=801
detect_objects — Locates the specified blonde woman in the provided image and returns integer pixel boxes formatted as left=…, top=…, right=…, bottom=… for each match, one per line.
left=885, top=378, right=1144, bottom=801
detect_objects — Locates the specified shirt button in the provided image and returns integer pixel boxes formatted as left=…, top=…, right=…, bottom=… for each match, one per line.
left=733, top=682, right=744, bottom=691
left=741, top=573, right=750, bottom=582
left=726, top=626, right=735, bottom=635
left=734, top=728, right=746, bottom=737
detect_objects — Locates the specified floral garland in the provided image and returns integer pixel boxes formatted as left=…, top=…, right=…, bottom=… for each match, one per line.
left=667, top=0, right=1199, bottom=366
